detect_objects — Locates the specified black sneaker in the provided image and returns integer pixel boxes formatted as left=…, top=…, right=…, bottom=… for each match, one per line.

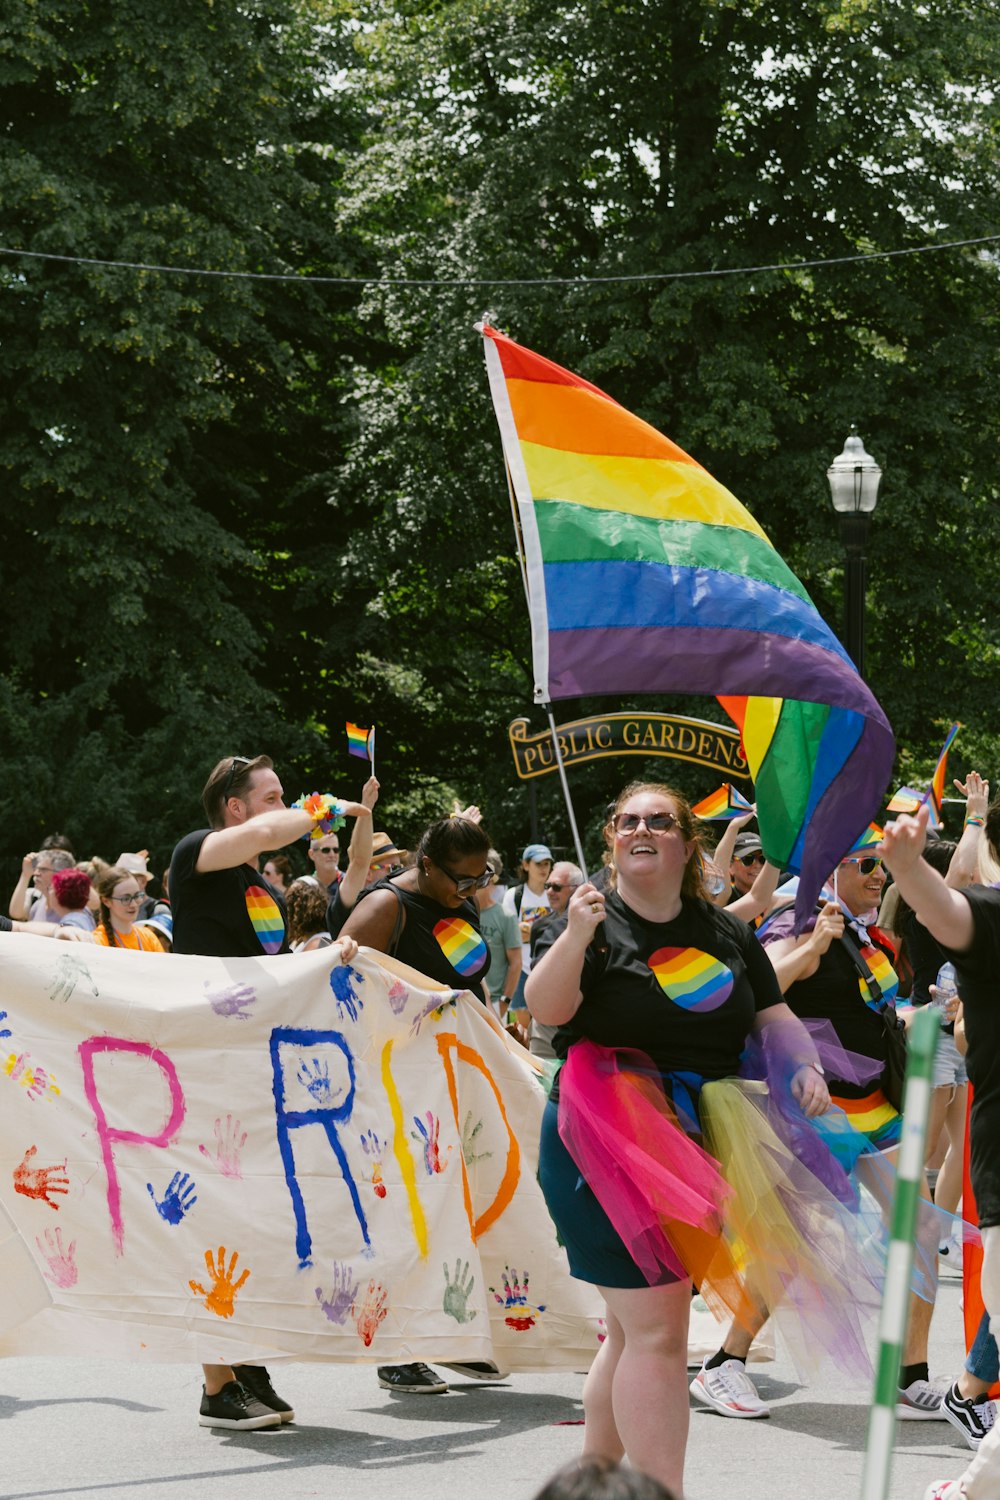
left=377, top=1362, right=448, bottom=1394
left=199, top=1380, right=282, bottom=1430
left=438, top=1360, right=506, bottom=1382
left=941, top=1380, right=997, bottom=1450
left=236, top=1364, right=295, bottom=1423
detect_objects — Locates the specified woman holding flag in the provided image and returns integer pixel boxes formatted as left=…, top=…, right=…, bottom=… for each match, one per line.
left=525, top=781, right=845, bottom=1493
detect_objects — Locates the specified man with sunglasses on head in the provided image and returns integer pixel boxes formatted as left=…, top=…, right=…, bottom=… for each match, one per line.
left=170, top=754, right=367, bottom=1431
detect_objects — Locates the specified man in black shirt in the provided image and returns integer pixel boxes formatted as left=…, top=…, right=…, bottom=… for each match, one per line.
left=171, top=753, right=365, bottom=1430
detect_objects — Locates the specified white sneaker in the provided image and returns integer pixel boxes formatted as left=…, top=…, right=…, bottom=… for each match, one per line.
left=897, top=1377, right=948, bottom=1420
left=689, top=1359, right=770, bottom=1418
left=939, top=1235, right=964, bottom=1278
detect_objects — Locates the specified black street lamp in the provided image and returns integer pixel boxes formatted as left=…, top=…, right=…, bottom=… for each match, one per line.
left=826, top=430, right=883, bottom=679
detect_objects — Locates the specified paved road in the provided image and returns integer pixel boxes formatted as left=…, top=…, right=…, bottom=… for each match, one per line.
left=0, top=1277, right=973, bottom=1500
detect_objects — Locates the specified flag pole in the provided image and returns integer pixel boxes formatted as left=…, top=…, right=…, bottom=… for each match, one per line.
left=542, top=702, right=590, bottom=878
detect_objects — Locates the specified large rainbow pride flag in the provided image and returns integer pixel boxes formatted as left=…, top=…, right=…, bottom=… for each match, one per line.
left=480, top=323, right=895, bottom=924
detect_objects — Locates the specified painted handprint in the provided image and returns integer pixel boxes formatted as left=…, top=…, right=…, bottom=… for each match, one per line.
left=461, top=1111, right=493, bottom=1167
left=329, top=963, right=365, bottom=1023
left=203, top=979, right=257, bottom=1020
left=4, top=1053, right=60, bottom=1101
left=189, top=1246, right=250, bottom=1319
left=442, top=1259, right=477, bottom=1324
left=411, top=1111, right=450, bottom=1176
left=360, top=1130, right=387, bottom=1198
left=147, top=1170, right=198, bottom=1225
left=315, top=1261, right=360, bottom=1325
left=297, top=1056, right=344, bottom=1108
left=48, top=954, right=99, bottom=1004
left=0, top=1010, right=10, bottom=1041
left=354, top=1278, right=388, bottom=1347
left=409, top=991, right=459, bottom=1036
left=386, top=979, right=408, bottom=1016
left=36, top=1227, right=78, bottom=1288
left=198, top=1114, right=247, bottom=1178
left=13, top=1145, right=68, bottom=1210
left=490, top=1266, right=546, bottom=1332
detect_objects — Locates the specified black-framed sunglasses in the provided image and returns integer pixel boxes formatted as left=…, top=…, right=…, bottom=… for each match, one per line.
left=315, top=846, right=339, bottom=856
left=841, top=855, right=883, bottom=875
left=736, top=851, right=766, bottom=867
left=435, top=861, right=494, bottom=895
left=544, top=880, right=566, bottom=892
left=222, top=755, right=252, bottom=800
left=612, top=812, right=678, bottom=835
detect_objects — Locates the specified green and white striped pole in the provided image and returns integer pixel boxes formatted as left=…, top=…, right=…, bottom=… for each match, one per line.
left=861, top=1004, right=941, bottom=1500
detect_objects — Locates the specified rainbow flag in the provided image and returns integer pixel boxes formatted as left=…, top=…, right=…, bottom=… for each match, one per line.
left=846, top=823, right=884, bottom=855
left=346, top=722, right=375, bottom=762
left=481, top=323, right=895, bottom=925
left=691, top=783, right=755, bottom=821
left=886, top=723, right=959, bottom=829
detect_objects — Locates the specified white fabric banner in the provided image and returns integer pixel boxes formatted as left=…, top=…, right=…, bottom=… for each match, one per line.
left=0, top=937, right=601, bottom=1368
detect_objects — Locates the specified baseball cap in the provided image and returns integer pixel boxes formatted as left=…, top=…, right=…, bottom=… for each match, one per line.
left=522, top=843, right=553, bottom=863
left=733, top=832, right=762, bottom=857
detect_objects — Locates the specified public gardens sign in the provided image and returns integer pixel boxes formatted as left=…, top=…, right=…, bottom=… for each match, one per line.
left=508, top=714, right=751, bottom=783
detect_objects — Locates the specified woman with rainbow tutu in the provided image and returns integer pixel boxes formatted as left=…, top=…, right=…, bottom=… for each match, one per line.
left=526, top=781, right=872, bottom=1495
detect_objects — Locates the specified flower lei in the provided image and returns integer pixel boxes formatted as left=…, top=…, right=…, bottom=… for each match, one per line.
left=292, top=793, right=346, bottom=842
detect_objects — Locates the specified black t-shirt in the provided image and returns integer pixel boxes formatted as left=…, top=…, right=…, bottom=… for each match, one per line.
left=354, top=876, right=491, bottom=1001
left=170, top=829, right=289, bottom=957
left=941, top=884, right=1000, bottom=1228
left=759, top=909, right=896, bottom=1098
left=533, top=892, right=782, bottom=1087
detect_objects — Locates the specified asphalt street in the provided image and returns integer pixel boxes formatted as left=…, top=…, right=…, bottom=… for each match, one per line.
left=0, top=1277, right=974, bottom=1500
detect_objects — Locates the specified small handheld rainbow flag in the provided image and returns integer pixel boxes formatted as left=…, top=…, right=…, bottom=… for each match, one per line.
left=886, top=723, right=959, bottom=830
left=346, top=722, right=376, bottom=769
left=846, top=823, right=883, bottom=855
left=691, top=783, right=755, bottom=821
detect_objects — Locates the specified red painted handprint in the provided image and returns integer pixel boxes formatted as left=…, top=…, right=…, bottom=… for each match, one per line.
left=14, top=1146, right=68, bottom=1210
left=189, top=1246, right=250, bottom=1319
left=354, top=1279, right=388, bottom=1347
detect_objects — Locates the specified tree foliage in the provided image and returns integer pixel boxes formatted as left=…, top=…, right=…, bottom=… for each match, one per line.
left=2, top=0, right=999, bottom=873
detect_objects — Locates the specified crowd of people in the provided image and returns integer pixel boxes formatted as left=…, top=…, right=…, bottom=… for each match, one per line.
left=4, top=753, right=998, bottom=1500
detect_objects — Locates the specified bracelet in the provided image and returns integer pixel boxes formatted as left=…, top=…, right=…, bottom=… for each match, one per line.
left=795, top=1060, right=825, bottom=1077
left=291, top=792, right=346, bottom=842
left=965, top=814, right=985, bottom=828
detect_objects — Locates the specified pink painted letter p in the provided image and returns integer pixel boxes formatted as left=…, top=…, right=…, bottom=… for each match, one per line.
left=79, top=1038, right=186, bottom=1255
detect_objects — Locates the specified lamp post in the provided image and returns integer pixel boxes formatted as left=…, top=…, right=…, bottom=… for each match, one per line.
left=827, top=430, right=882, bottom=679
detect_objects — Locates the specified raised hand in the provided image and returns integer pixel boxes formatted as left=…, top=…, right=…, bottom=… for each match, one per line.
left=315, top=1261, right=360, bottom=1325
left=203, top=979, right=257, bottom=1020
left=189, top=1246, right=250, bottom=1319
left=14, top=1145, right=68, bottom=1210
left=442, top=1259, right=477, bottom=1324
left=198, top=1114, right=247, bottom=1178
left=147, top=1170, right=198, bottom=1225
left=411, top=1111, right=449, bottom=1175
left=955, top=771, right=990, bottom=819
left=361, top=776, right=380, bottom=810
left=354, top=1279, right=389, bottom=1347
left=35, top=1227, right=78, bottom=1288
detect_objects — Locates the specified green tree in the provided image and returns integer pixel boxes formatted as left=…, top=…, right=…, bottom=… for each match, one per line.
left=334, top=0, right=1000, bottom=855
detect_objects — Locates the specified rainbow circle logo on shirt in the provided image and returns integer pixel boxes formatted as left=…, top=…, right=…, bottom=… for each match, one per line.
left=433, top=917, right=487, bottom=978
left=245, top=886, right=285, bottom=954
left=647, top=947, right=734, bottom=1013
left=858, top=944, right=899, bottom=1008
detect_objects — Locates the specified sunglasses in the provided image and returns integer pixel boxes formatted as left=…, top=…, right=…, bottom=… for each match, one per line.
left=222, top=755, right=252, bottom=800
left=111, top=891, right=144, bottom=905
left=736, top=851, right=765, bottom=867
left=435, top=861, right=494, bottom=895
left=841, top=856, right=884, bottom=875
left=612, top=812, right=678, bottom=835
left=316, top=847, right=339, bottom=856
left=544, top=881, right=566, bottom=892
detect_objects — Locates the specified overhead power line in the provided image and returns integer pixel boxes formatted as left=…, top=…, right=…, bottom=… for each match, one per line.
left=0, top=232, right=998, bottom=288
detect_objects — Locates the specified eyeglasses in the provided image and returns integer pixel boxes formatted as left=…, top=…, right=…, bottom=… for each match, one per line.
left=316, top=847, right=339, bottom=856
left=435, top=862, right=494, bottom=895
left=111, top=891, right=144, bottom=905
left=221, top=755, right=252, bottom=800
left=840, top=856, right=884, bottom=875
left=736, top=851, right=765, bottom=867
left=544, top=881, right=566, bottom=892
left=611, top=812, right=678, bottom=835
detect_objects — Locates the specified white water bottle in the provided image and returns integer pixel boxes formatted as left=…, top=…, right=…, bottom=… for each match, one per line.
left=934, top=961, right=958, bottom=1022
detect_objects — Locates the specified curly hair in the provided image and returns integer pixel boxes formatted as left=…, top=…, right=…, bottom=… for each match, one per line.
left=604, top=781, right=708, bottom=901
left=286, top=881, right=331, bottom=947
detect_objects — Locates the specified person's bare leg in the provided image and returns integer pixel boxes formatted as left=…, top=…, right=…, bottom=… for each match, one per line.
left=925, top=1088, right=950, bottom=1169
left=581, top=1304, right=625, bottom=1463
left=203, top=1363, right=237, bottom=1396
left=598, top=1279, right=692, bottom=1495
left=935, top=1084, right=969, bottom=1216
left=714, top=1277, right=769, bottom=1361
left=857, top=1145, right=937, bottom=1364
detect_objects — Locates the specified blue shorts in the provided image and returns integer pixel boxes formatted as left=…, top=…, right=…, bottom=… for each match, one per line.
left=932, top=1030, right=968, bottom=1090
left=538, top=1096, right=682, bottom=1289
